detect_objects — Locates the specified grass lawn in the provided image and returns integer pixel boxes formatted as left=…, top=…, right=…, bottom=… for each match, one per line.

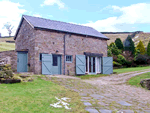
left=77, top=74, right=109, bottom=79
left=127, top=72, right=150, bottom=87
left=113, top=66, right=150, bottom=74
left=0, top=42, right=15, bottom=51
left=0, top=76, right=85, bottom=113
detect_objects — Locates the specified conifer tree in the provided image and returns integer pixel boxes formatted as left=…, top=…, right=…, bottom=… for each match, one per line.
left=124, top=35, right=135, bottom=54
left=115, top=38, right=124, bottom=51
left=136, top=40, right=146, bottom=55
left=147, top=41, right=150, bottom=56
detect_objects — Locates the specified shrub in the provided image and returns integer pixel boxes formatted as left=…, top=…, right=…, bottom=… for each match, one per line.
left=113, top=61, right=122, bottom=67
left=108, top=43, right=122, bottom=55
left=136, top=40, right=146, bottom=55
left=115, top=38, right=124, bottom=51
left=135, top=54, right=150, bottom=64
left=147, top=41, right=150, bottom=56
left=117, top=54, right=126, bottom=65
left=107, top=49, right=112, bottom=57
left=5, top=70, right=13, bottom=78
left=0, top=71, right=5, bottom=78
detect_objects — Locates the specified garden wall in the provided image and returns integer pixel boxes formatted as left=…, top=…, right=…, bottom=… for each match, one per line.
left=0, top=50, right=17, bottom=71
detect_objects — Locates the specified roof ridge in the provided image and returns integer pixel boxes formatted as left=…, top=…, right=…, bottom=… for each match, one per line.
left=23, top=15, right=94, bottom=29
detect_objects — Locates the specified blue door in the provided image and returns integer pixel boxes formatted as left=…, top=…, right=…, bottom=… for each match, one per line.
left=102, top=57, right=113, bottom=74
left=42, top=54, right=52, bottom=75
left=52, top=55, right=61, bottom=75
left=17, top=51, right=28, bottom=72
left=76, top=55, right=86, bottom=75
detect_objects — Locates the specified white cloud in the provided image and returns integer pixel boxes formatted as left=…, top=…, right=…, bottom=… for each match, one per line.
left=33, top=14, right=42, bottom=17
left=41, top=0, right=65, bottom=9
left=0, top=0, right=26, bottom=36
left=83, top=3, right=150, bottom=32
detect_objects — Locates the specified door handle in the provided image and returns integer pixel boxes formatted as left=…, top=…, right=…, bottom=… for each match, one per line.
left=17, top=58, right=19, bottom=62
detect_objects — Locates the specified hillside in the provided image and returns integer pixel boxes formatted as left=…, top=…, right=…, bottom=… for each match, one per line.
left=104, top=33, right=132, bottom=45
left=0, top=37, right=15, bottom=52
left=102, top=31, right=150, bottom=47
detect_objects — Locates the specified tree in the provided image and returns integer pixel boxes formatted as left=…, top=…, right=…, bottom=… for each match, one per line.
left=108, top=43, right=121, bottom=55
left=124, top=35, right=135, bottom=54
left=115, top=38, right=124, bottom=51
left=136, top=40, right=146, bottom=55
left=3, top=22, right=14, bottom=36
left=147, top=41, right=150, bottom=56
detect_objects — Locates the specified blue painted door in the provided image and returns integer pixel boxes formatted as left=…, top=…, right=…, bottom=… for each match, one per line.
left=17, top=52, right=28, bottom=72
left=76, top=55, right=86, bottom=75
left=42, top=54, right=52, bottom=75
left=102, top=57, right=113, bottom=74
left=52, top=55, right=61, bottom=75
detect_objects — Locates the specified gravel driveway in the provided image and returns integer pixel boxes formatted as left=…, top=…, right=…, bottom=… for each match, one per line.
left=48, top=69, right=150, bottom=113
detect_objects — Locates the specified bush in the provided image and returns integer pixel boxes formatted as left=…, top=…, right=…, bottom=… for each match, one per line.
left=0, top=71, right=5, bottom=78
left=147, top=41, right=150, bottom=56
left=136, top=40, right=146, bottom=55
left=108, top=43, right=122, bottom=55
left=107, top=49, right=112, bottom=57
left=113, top=61, right=122, bottom=67
left=135, top=54, right=150, bottom=64
left=117, top=55, right=126, bottom=65
left=5, top=70, right=13, bottom=78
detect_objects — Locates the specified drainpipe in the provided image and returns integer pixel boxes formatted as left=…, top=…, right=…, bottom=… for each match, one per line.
left=63, top=33, right=67, bottom=75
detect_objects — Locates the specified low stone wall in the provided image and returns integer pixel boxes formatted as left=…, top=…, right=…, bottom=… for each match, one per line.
left=0, top=50, right=17, bottom=71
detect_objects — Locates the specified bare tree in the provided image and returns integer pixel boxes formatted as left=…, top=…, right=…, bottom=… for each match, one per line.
left=3, top=22, right=14, bottom=37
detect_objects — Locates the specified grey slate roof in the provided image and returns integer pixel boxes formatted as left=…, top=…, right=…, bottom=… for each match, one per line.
left=15, top=15, right=109, bottom=40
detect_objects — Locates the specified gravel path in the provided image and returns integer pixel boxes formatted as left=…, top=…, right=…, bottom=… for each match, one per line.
left=48, top=69, right=150, bottom=113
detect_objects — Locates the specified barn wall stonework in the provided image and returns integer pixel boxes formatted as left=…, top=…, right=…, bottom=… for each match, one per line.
left=34, top=29, right=107, bottom=75
left=0, top=50, right=17, bottom=71
left=15, top=19, right=107, bottom=75
left=15, top=19, right=36, bottom=72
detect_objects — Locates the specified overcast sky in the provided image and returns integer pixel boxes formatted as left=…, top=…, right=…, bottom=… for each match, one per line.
left=0, top=0, right=150, bottom=36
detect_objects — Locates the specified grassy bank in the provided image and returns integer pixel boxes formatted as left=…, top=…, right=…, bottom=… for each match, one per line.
left=0, top=76, right=85, bottom=113
left=113, top=66, right=150, bottom=74
left=0, top=42, right=15, bottom=51
left=127, top=72, right=150, bottom=87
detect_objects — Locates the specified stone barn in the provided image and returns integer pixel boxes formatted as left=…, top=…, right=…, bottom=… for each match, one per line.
left=14, top=15, right=112, bottom=75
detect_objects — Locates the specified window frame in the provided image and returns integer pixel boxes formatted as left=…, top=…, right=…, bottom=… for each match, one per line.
left=65, top=55, right=73, bottom=63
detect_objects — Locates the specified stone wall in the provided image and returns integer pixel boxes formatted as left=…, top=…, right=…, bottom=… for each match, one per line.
left=15, top=19, right=108, bottom=75
left=34, top=29, right=107, bottom=75
left=15, top=19, right=36, bottom=72
left=0, top=50, right=17, bottom=71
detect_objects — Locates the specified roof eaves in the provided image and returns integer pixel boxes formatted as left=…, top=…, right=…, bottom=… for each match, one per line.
left=34, top=26, right=109, bottom=40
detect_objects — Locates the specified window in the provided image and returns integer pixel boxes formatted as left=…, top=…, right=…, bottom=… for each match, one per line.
left=53, top=55, right=57, bottom=66
left=66, top=55, right=73, bottom=63
left=39, top=53, right=48, bottom=61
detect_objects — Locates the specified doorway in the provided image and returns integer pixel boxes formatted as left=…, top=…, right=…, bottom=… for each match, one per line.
left=52, top=55, right=61, bottom=74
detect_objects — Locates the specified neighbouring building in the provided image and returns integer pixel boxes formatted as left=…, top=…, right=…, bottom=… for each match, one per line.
left=14, top=15, right=113, bottom=75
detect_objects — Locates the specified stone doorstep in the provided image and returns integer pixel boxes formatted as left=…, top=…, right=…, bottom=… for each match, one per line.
left=85, top=107, right=99, bottom=113
left=16, top=72, right=34, bottom=75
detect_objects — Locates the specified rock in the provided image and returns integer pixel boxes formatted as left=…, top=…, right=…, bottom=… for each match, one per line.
left=20, top=75, right=31, bottom=78
left=83, top=102, right=92, bottom=106
left=140, top=79, right=150, bottom=90
left=99, top=109, right=112, bottom=113
left=117, top=101, right=132, bottom=106
left=85, top=107, right=99, bottom=113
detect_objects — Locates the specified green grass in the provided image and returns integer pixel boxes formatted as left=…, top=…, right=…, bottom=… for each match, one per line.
left=0, top=42, right=15, bottom=51
left=0, top=76, right=85, bottom=113
left=77, top=74, right=109, bottom=79
left=113, top=66, right=150, bottom=74
left=127, top=72, right=150, bottom=87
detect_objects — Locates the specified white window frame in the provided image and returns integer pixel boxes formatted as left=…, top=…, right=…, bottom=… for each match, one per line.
left=65, top=55, right=73, bottom=63
left=86, top=56, right=101, bottom=74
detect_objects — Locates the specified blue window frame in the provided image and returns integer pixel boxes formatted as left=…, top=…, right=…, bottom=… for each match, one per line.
left=66, top=55, right=73, bottom=63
